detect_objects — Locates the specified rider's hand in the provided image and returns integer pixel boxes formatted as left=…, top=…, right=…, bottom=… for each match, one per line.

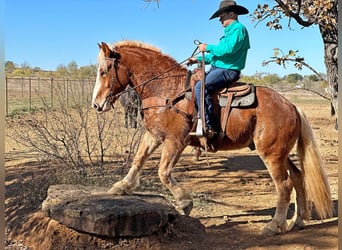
left=198, top=43, right=207, bottom=52
left=187, top=57, right=198, bottom=66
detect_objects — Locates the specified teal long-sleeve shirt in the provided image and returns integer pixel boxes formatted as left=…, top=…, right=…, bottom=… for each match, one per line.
left=197, top=20, right=250, bottom=71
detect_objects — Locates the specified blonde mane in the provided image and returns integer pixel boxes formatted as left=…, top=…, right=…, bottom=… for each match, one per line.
left=114, top=40, right=161, bottom=53
left=97, top=40, right=163, bottom=69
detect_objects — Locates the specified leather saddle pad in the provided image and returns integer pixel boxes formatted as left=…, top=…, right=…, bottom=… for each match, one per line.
left=219, top=83, right=256, bottom=108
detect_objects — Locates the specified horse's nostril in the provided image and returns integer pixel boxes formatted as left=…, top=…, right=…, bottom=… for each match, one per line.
left=92, top=103, right=103, bottom=112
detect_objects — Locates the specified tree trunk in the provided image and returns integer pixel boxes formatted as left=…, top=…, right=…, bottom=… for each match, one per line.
left=320, top=24, right=338, bottom=129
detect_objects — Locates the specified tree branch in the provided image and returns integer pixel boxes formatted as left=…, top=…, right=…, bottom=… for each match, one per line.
left=263, top=58, right=323, bottom=80
left=280, top=87, right=330, bottom=100
left=274, top=0, right=313, bottom=27
left=263, top=48, right=323, bottom=80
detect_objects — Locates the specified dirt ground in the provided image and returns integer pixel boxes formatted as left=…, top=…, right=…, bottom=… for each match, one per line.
left=5, top=91, right=338, bottom=249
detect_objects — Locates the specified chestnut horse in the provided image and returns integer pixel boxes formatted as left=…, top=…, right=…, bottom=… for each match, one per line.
left=92, top=41, right=333, bottom=235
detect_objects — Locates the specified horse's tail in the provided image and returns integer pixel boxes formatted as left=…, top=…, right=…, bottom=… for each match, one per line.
left=296, top=107, right=333, bottom=219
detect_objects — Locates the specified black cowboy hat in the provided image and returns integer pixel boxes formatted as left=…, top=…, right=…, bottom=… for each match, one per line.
left=210, top=0, right=249, bottom=20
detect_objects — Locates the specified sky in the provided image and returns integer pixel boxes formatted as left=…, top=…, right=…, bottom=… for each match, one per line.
left=5, top=0, right=325, bottom=77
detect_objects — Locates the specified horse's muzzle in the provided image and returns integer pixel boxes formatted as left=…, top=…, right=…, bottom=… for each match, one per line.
left=92, top=103, right=103, bottom=112
left=92, top=101, right=112, bottom=113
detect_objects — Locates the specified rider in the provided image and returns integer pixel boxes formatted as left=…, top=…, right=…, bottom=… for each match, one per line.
left=188, top=0, right=250, bottom=138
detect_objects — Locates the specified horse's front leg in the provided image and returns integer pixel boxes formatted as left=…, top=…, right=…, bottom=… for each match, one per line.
left=108, top=130, right=161, bottom=195
left=158, top=138, right=193, bottom=216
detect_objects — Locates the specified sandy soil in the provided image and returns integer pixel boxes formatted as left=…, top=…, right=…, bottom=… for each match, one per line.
left=5, top=91, right=338, bottom=249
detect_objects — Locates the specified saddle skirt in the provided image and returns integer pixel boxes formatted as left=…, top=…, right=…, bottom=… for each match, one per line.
left=185, top=82, right=256, bottom=110
left=218, top=82, right=256, bottom=108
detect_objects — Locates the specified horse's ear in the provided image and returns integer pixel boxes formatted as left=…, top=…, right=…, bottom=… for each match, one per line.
left=97, top=43, right=102, bottom=49
left=100, top=42, right=112, bottom=57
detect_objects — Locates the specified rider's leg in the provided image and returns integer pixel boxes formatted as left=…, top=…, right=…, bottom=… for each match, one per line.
left=195, top=67, right=240, bottom=131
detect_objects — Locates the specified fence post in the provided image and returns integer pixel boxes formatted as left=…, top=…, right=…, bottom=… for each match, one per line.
left=29, top=77, right=32, bottom=111
left=5, top=76, right=8, bottom=116
left=21, top=77, right=24, bottom=99
left=81, top=79, right=84, bottom=106
left=50, top=78, right=53, bottom=108
left=66, top=79, right=69, bottom=107
left=37, top=77, right=40, bottom=95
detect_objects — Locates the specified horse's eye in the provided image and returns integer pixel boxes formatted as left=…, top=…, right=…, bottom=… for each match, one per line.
left=100, top=71, right=107, bottom=77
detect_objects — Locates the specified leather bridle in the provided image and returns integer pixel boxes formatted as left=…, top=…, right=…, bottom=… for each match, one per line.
left=103, top=57, right=125, bottom=105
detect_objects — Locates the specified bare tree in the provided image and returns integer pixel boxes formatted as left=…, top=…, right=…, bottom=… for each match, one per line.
left=251, top=0, right=337, bottom=128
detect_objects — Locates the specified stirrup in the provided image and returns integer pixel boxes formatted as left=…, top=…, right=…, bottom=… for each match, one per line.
left=189, top=116, right=204, bottom=137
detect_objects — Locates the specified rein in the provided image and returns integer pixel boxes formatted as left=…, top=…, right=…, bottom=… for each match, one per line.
left=105, top=50, right=200, bottom=101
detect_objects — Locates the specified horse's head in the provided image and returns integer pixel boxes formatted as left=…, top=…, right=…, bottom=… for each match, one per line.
left=92, top=42, right=128, bottom=113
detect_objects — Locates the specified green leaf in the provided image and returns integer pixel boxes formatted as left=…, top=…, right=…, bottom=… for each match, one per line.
left=288, top=50, right=297, bottom=57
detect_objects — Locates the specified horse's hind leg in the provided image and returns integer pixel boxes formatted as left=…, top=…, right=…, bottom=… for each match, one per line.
left=262, top=157, right=293, bottom=235
left=108, top=130, right=161, bottom=195
left=158, top=138, right=193, bottom=216
left=287, top=158, right=309, bottom=231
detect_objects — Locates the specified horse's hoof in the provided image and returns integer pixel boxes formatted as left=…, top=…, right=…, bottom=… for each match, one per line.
left=287, top=218, right=305, bottom=232
left=291, top=223, right=305, bottom=231
left=107, top=187, right=126, bottom=195
left=107, top=181, right=129, bottom=195
left=261, top=220, right=283, bottom=236
left=179, top=199, right=193, bottom=216
left=261, top=227, right=279, bottom=236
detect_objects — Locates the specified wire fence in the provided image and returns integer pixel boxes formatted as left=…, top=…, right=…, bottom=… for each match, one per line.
left=5, top=77, right=95, bottom=116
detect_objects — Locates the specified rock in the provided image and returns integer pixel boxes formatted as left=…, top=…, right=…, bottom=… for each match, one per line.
left=42, top=184, right=179, bottom=237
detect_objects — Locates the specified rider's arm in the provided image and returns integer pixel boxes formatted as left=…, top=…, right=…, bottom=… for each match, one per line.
left=206, top=21, right=249, bottom=57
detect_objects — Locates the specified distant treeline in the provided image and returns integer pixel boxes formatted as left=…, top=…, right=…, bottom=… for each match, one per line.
left=5, top=60, right=97, bottom=79
left=5, top=60, right=326, bottom=89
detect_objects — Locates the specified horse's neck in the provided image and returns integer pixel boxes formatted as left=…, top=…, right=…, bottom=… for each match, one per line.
left=124, top=50, right=187, bottom=100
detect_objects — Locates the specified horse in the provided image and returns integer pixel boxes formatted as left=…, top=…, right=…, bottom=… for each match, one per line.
left=91, top=40, right=333, bottom=235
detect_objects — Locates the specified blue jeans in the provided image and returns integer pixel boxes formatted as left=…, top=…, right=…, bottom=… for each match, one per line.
left=195, top=66, right=240, bottom=130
